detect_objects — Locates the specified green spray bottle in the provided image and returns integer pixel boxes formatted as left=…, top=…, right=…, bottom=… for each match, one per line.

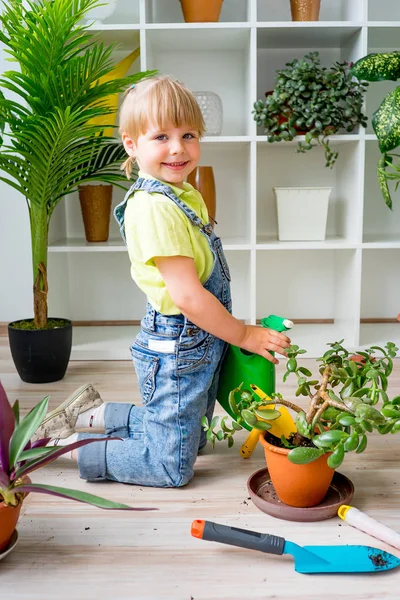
left=216, top=315, right=293, bottom=431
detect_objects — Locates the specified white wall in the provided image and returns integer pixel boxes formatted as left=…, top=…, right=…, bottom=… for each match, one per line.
left=0, top=40, right=32, bottom=322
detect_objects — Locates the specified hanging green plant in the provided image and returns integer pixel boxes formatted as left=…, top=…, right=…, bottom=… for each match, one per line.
left=351, top=51, right=400, bottom=209
left=253, top=51, right=368, bottom=168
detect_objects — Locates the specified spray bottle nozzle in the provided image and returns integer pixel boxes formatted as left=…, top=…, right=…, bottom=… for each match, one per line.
left=261, top=315, right=293, bottom=333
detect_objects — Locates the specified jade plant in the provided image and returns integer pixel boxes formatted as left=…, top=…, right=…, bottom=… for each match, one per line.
left=253, top=51, right=368, bottom=168
left=351, top=52, right=400, bottom=209
left=203, top=341, right=400, bottom=468
left=0, top=381, right=154, bottom=511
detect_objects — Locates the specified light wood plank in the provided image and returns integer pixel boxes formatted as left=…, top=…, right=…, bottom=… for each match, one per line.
left=1, top=338, right=400, bottom=599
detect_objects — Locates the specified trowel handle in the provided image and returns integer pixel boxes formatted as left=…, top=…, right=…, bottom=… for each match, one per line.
left=191, top=520, right=285, bottom=555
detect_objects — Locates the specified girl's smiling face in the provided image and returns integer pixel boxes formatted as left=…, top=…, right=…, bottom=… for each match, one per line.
left=122, top=123, right=201, bottom=188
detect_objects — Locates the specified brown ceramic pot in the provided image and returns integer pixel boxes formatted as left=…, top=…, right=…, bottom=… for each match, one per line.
left=259, top=434, right=335, bottom=507
left=78, top=184, right=112, bottom=242
left=187, top=166, right=216, bottom=226
left=180, top=0, right=224, bottom=23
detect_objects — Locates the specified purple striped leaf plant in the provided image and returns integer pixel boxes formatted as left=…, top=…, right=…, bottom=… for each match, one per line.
left=0, top=381, right=155, bottom=511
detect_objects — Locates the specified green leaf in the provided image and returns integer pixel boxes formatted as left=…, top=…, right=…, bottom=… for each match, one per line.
left=288, top=446, right=324, bottom=465
left=327, top=444, right=345, bottom=468
left=356, top=433, right=368, bottom=453
left=254, top=408, right=281, bottom=421
left=351, top=52, right=400, bottom=82
left=381, top=405, right=400, bottom=418
left=231, top=421, right=243, bottom=431
left=377, top=155, right=393, bottom=209
left=13, top=483, right=146, bottom=510
left=355, top=404, right=385, bottom=425
left=209, top=416, right=219, bottom=430
left=372, top=87, right=400, bottom=153
left=313, top=430, right=349, bottom=447
left=295, top=411, right=310, bottom=437
left=241, top=410, right=258, bottom=428
left=9, top=395, right=50, bottom=467
left=344, top=432, right=359, bottom=452
left=252, top=421, right=271, bottom=431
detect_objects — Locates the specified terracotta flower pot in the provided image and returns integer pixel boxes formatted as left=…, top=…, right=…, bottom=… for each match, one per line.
left=290, top=0, right=321, bottom=21
left=0, top=499, right=23, bottom=552
left=259, top=434, right=335, bottom=507
left=179, top=0, right=224, bottom=23
left=0, top=477, right=31, bottom=552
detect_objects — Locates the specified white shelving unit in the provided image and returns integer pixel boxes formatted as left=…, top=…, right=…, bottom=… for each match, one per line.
left=30, top=0, right=400, bottom=357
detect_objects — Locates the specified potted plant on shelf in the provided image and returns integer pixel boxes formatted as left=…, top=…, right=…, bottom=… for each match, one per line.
left=203, top=340, right=400, bottom=508
left=252, top=51, right=368, bottom=242
left=0, top=382, right=154, bottom=556
left=0, top=0, right=155, bottom=384
left=253, top=51, right=368, bottom=168
left=351, top=51, right=400, bottom=210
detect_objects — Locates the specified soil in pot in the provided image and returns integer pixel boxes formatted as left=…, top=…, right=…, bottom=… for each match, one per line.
left=259, top=432, right=335, bottom=508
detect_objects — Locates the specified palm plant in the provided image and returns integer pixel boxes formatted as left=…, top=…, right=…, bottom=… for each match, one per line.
left=0, top=0, right=155, bottom=328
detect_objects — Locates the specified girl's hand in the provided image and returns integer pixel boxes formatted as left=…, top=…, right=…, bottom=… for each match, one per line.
left=239, top=325, right=291, bottom=364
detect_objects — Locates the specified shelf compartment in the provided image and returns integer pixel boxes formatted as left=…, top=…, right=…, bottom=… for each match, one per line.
left=225, top=250, right=252, bottom=322
left=368, top=0, right=400, bottom=21
left=89, top=27, right=141, bottom=51
left=85, top=0, right=140, bottom=26
left=144, top=0, right=250, bottom=24
left=363, top=140, right=400, bottom=242
left=257, top=0, right=365, bottom=22
left=257, top=25, right=362, bottom=49
left=145, top=28, right=251, bottom=136
left=365, top=27, right=400, bottom=134
left=361, top=249, right=400, bottom=320
left=256, top=141, right=363, bottom=245
left=201, top=142, right=251, bottom=244
left=255, top=248, right=360, bottom=356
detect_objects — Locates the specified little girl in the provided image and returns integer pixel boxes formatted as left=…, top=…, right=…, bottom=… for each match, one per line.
left=36, top=76, right=291, bottom=487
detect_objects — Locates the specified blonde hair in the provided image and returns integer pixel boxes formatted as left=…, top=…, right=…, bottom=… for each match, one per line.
left=119, top=76, right=206, bottom=178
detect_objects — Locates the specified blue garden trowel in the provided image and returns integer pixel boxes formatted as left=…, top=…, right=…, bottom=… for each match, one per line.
left=191, top=520, right=400, bottom=574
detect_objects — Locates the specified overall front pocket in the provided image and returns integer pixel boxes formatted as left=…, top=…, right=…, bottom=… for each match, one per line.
left=130, top=344, right=159, bottom=405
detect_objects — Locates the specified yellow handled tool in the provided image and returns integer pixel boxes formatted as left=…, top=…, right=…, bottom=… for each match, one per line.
left=239, top=384, right=296, bottom=459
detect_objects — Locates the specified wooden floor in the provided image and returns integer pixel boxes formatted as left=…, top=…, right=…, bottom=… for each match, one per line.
left=1, top=336, right=400, bottom=599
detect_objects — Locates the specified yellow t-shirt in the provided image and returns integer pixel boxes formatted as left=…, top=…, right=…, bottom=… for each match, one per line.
left=124, top=172, right=214, bottom=315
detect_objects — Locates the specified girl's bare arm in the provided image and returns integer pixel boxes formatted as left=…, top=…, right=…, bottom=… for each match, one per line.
left=154, top=256, right=290, bottom=364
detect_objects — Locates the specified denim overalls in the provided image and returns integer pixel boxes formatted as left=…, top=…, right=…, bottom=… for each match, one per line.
left=77, top=177, right=232, bottom=487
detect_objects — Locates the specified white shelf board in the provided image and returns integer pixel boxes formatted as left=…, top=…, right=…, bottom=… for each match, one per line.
left=279, top=323, right=357, bottom=357
left=359, top=323, right=400, bottom=355
left=49, top=238, right=126, bottom=252
left=49, top=237, right=251, bottom=252
left=257, top=24, right=362, bottom=48
left=256, top=236, right=358, bottom=250
left=256, top=134, right=360, bottom=145
left=202, top=136, right=251, bottom=143
left=71, top=326, right=140, bottom=360
left=144, top=22, right=251, bottom=30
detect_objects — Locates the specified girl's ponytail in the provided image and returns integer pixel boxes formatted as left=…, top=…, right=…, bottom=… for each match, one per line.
left=121, top=155, right=136, bottom=179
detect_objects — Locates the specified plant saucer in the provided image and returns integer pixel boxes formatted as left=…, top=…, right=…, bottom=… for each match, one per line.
left=247, top=468, right=354, bottom=522
left=0, top=530, right=19, bottom=562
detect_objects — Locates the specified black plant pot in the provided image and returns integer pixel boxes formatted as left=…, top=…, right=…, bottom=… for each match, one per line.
left=8, top=319, right=72, bottom=384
